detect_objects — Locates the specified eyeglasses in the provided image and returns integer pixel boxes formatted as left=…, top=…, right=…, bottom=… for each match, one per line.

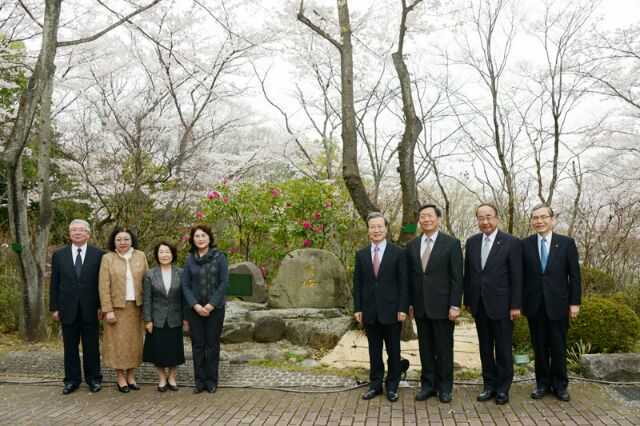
left=531, top=215, right=552, bottom=221
left=476, top=215, right=496, bottom=223
left=368, top=225, right=386, bottom=230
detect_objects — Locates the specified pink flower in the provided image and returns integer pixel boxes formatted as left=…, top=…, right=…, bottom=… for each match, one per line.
left=324, top=201, right=333, bottom=207
left=182, top=236, right=189, bottom=242
left=303, top=239, right=312, bottom=247
left=195, top=211, right=203, bottom=218
left=229, top=246, right=238, bottom=254
left=260, top=267, right=267, bottom=277
left=314, top=213, right=321, bottom=219
left=303, top=221, right=312, bottom=230
left=313, top=224, right=324, bottom=234
left=208, top=191, right=220, bottom=199
left=271, top=189, right=280, bottom=197
left=220, top=178, right=229, bottom=185
left=223, top=197, right=229, bottom=203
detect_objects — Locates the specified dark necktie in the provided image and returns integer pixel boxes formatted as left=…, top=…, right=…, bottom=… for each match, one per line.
left=75, top=248, right=82, bottom=279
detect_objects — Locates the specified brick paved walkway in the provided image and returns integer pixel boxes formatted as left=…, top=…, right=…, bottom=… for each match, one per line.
left=1, top=351, right=639, bottom=424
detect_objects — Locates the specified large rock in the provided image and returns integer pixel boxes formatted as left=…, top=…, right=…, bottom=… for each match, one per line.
left=221, top=301, right=266, bottom=343
left=253, top=316, right=286, bottom=343
left=221, top=322, right=254, bottom=343
left=228, top=262, right=268, bottom=303
left=285, top=317, right=354, bottom=350
left=269, top=249, right=350, bottom=309
left=581, top=353, right=640, bottom=381
left=247, top=308, right=344, bottom=321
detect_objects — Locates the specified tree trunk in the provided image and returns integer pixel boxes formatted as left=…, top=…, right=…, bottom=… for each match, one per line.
left=3, top=0, right=62, bottom=341
left=336, top=1, right=378, bottom=221
left=392, top=0, right=423, bottom=245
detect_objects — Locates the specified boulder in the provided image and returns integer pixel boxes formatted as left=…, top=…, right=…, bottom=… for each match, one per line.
left=300, top=360, right=321, bottom=368
left=247, top=308, right=344, bottom=321
left=581, top=353, right=640, bottom=381
left=227, top=262, right=268, bottom=303
left=269, top=249, right=350, bottom=309
left=221, top=322, right=254, bottom=343
left=284, top=316, right=354, bottom=349
left=253, top=316, right=286, bottom=343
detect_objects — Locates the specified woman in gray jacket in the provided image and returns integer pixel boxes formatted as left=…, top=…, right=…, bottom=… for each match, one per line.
left=143, top=241, right=188, bottom=392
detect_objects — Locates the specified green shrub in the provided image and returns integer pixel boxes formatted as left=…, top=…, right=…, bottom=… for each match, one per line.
left=512, top=316, right=530, bottom=351
left=581, top=266, right=616, bottom=296
left=612, top=283, right=640, bottom=316
left=0, top=274, right=21, bottom=332
left=567, top=296, right=640, bottom=353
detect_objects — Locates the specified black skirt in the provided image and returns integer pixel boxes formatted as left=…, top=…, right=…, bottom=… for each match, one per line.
left=143, top=323, right=185, bottom=368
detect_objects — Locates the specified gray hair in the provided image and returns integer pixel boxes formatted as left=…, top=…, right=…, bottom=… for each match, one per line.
left=366, top=212, right=389, bottom=227
left=69, top=219, right=91, bottom=233
left=531, top=204, right=555, bottom=217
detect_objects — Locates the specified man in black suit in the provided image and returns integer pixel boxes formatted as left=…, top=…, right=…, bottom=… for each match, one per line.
left=353, top=212, right=409, bottom=403
left=522, top=204, right=581, bottom=402
left=50, top=219, right=105, bottom=394
left=407, top=204, right=463, bottom=403
left=463, top=203, right=522, bottom=405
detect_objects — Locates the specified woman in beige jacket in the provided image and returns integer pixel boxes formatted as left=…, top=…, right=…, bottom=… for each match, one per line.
left=99, top=226, right=148, bottom=393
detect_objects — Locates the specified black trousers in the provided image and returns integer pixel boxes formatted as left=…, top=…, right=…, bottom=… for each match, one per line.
left=528, top=300, right=569, bottom=392
left=364, top=320, right=401, bottom=392
left=474, top=299, right=513, bottom=394
left=415, top=316, right=455, bottom=394
left=188, top=307, right=225, bottom=389
left=61, top=308, right=101, bottom=385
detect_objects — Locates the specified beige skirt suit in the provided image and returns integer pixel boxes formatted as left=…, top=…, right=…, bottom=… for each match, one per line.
left=99, top=249, right=148, bottom=369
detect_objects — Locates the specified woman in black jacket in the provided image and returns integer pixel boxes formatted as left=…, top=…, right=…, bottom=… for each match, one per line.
left=143, top=241, right=187, bottom=392
left=181, top=225, right=228, bottom=394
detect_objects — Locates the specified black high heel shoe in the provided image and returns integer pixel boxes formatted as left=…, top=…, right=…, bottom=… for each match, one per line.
left=127, top=382, right=141, bottom=391
left=117, top=384, right=130, bottom=393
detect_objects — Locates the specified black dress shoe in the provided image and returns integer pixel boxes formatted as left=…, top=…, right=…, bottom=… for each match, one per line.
left=495, top=392, right=509, bottom=405
left=554, top=389, right=571, bottom=401
left=193, top=387, right=205, bottom=394
left=207, top=385, right=217, bottom=393
left=158, top=384, right=168, bottom=392
left=362, top=388, right=383, bottom=400
left=477, top=390, right=496, bottom=402
left=117, top=384, right=130, bottom=393
left=531, top=387, right=548, bottom=399
left=415, top=389, right=437, bottom=401
left=386, top=391, right=399, bottom=402
left=62, top=384, right=79, bottom=395
left=127, top=382, right=140, bottom=391
left=88, top=382, right=101, bottom=393
left=167, top=383, right=179, bottom=391
left=439, top=392, right=452, bottom=403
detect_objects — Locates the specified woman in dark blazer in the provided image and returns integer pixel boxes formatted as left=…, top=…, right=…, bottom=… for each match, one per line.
left=143, top=241, right=188, bottom=392
left=182, top=224, right=228, bottom=394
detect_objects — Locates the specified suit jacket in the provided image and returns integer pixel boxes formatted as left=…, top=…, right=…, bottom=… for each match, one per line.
left=99, top=250, right=148, bottom=312
left=143, top=266, right=185, bottom=328
left=522, top=233, right=581, bottom=320
left=463, top=230, right=523, bottom=320
left=353, top=241, right=409, bottom=325
left=407, top=232, right=463, bottom=320
left=49, top=244, right=105, bottom=325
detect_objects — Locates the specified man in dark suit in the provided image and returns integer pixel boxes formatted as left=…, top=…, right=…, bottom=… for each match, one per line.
left=522, top=204, right=581, bottom=402
left=50, top=219, right=105, bottom=394
left=463, top=203, right=522, bottom=405
left=353, top=212, right=409, bottom=403
left=407, top=204, right=463, bottom=403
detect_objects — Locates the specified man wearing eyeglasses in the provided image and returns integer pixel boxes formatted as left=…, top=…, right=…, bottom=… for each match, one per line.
left=50, top=219, right=105, bottom=395
left=353, top=212, right=409, bottom=403
left=522, top=204, right=581, bottom=402
left=463, top=203, right=522, bottom=405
